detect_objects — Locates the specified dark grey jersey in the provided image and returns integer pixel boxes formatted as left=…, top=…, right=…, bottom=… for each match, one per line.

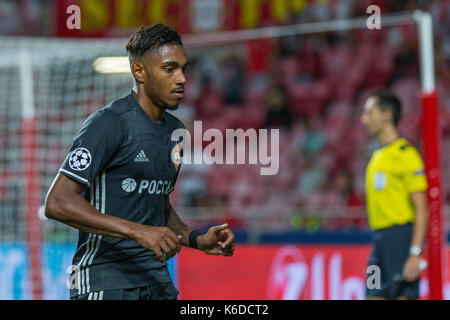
left=58, top=90, right=185, bottom=297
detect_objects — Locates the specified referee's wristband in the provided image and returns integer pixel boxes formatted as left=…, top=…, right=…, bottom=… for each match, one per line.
left=189, top=230, right=202, bottom=249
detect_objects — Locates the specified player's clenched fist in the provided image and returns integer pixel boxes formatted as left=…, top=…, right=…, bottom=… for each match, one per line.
left=133, top=225, right=181, bottom=262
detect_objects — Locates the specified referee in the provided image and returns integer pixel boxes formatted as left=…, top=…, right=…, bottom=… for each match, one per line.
left=361, top=90, right=429, bottom=300
left=45, top=24, right=235, bottom=300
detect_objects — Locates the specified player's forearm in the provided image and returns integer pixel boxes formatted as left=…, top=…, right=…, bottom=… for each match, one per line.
left=164, top=200, right=195, bottom=248
left=45, top=193, right=139, bottom=240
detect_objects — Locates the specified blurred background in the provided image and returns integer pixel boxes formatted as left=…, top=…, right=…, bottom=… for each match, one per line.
left=0, top=0, right=448, bottom=300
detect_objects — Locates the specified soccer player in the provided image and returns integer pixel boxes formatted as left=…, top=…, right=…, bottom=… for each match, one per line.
left=361, top=90, right=429, bottom=300
left=44, top=24, right=236, bottom=300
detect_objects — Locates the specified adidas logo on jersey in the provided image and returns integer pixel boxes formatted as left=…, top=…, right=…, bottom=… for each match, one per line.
left=134, top=150, right=149, bottom=162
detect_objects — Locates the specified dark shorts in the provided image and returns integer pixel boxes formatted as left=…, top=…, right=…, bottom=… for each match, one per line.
left=366, top=223, right=419, bottom=299
left=70, top=282, right=179, bottom=300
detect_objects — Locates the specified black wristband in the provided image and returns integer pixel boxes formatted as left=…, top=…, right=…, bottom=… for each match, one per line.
left=189, top=230, right=202, bottom=249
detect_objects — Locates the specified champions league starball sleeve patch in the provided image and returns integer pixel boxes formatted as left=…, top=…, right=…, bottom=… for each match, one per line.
left=58, top=109, right=123, bottom=185
left=68, top=147, right=92, bottom=171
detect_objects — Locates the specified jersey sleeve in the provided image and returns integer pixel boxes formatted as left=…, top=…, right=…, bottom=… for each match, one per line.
left=401, top=147, right=428, bottom=194
left=59, top=109, right=122, bottom=186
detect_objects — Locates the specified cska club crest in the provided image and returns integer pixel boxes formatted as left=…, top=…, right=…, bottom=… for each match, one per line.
left=171, top=143, right=182, bottom=172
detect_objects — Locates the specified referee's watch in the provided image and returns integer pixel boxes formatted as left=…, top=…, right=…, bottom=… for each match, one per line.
left=409, top=245, right=422, bottom=256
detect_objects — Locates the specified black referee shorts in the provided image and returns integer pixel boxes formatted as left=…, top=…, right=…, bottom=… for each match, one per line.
left=365, top=223, right=419, bottom=299
left=70, top=282, right=179, bottom=300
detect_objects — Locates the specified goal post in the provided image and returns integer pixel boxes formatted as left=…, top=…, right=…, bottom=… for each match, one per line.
left=19, top=50, right=43, bottom=300
left=414, top=11, right=444, bottom=301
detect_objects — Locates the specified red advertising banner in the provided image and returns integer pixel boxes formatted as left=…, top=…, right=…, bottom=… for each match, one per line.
left=54, top=0, right=309, bottom=37
left=177, top=245, right=449, bottom=300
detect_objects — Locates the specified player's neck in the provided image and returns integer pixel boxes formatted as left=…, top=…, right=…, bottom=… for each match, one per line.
left=376, top=126, right=399, bottom=148
left=133, top=89, right=165, bottom=123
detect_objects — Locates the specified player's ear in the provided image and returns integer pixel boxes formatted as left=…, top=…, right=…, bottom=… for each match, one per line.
left=131, top=60, right=145, bottom=84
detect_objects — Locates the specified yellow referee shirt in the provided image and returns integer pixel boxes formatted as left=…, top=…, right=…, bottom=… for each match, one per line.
left=365, top=138, right=428, bottom=230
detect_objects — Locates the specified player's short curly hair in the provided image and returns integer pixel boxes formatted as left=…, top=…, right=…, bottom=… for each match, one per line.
left=125, top=24, right=183, bottom=63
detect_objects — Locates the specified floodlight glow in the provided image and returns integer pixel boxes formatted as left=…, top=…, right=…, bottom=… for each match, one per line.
left=93, top=56, right=130, bottom=73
